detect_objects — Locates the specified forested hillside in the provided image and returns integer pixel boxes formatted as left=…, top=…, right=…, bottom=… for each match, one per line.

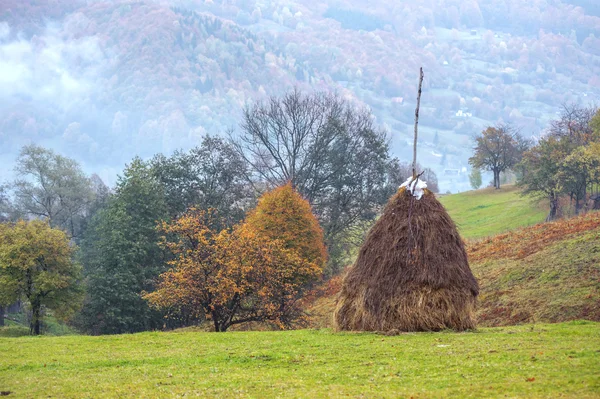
left=1, top=0, right=599, bottom=191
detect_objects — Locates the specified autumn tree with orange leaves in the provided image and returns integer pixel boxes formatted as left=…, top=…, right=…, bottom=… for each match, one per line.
left=144, top=207, right=322, bottom=332
left=244, top=182, right=327, bottom=269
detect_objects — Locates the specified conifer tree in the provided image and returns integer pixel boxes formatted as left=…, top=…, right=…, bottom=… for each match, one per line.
left=77, top=158, right=168, bottom=334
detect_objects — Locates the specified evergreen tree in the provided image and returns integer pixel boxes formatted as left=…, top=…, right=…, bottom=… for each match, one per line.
left=77, top=158, right=168, bottom=334
left=149, top=135, right=250, bottom=224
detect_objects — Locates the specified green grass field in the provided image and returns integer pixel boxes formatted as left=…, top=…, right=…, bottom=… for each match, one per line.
left=1, top=186, right=597, bottom=398
left=1, top=322, right=599, bottom=398
left=439, top=185, right=547, bottom=239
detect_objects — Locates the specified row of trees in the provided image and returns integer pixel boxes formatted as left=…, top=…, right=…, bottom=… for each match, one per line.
left=0, top=183, right=325, bottom=334
left=469, top=105, right=600, bottom=221
left=518, top=105, right=600, bottom=220
left=1, top=90, right=438, bottom=334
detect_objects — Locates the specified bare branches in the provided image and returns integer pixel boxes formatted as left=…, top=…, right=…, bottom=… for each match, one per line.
left=233, top=89, right=392, bottom=274
left=548, top=103, right=596, bottom=145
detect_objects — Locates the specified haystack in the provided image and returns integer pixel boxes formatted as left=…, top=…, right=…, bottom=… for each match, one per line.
left=333, top=183, right=479, bottom=332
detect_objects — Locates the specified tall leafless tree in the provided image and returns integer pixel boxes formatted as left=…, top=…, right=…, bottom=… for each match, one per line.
left=232, top=89, right=393, bottom=273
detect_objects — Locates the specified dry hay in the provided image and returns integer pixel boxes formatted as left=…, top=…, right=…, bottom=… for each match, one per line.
left=333, top=187, right=479, bottom=332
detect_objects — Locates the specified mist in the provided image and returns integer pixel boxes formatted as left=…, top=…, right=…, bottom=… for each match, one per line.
left=1, top=0, right=599, bottom=191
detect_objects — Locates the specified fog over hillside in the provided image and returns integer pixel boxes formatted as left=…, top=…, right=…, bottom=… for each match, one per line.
left=1, top=0, right=599, bottom=191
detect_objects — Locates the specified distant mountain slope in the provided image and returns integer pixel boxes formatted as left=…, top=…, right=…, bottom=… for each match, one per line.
left=306, top=211, right=600, bottom=328
left=0, top=2, right=321, bottom=175
left=1, top=0, right=599, bottom=189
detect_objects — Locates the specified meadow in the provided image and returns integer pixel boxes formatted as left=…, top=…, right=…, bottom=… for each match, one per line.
left=1, top=322, right=599, bottom=398
left=439, top=185, right=547, bottom=239
left=1, top=188, right=598, bottom=398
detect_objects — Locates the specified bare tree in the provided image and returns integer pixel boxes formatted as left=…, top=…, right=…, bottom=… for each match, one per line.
left=549, top=104, right=596, bottom=146
left=233, top=89, right=393, bottom=274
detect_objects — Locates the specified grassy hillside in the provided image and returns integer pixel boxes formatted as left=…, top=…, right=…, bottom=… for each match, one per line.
left=471, top=212, right=600, bottom=326
left=1, top=322, right=599, bottom=398
left=307, top=211, right=600, bottom=329
left=439, top=185, right=548, bottom=239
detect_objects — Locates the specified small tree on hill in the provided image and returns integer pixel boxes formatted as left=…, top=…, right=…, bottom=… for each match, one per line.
left=517, top=136, right=566, bottom=221
left=0, top=220, right=83, bottom=335
left=144, top=208, right=322, bottom=331
left=469, top=168, right=482, bottom=189
left=557, top=142, right=600, bottom=215
left=469, top=125, right=529, bottom=189
left=243, top=183, right=327, bottom=269
left=518, top=107, right=600, bottom=219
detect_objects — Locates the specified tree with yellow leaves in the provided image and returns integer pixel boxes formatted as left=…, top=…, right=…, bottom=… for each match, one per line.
left=0, top=220, right=83, bottom=335
left=144, top=208, right=322, bottom=332
left=244, top=182, right=327, bottom=269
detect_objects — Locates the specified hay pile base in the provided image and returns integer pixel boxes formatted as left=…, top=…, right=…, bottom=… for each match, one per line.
left=333, top=188, right=479, bottom=332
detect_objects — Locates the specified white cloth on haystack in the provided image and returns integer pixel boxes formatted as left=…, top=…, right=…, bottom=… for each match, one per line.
left=400, top=177, right=428, bottom=200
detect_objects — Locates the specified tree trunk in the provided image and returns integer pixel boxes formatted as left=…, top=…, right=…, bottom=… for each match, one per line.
left=494, top=169, right=501, bottom=189
left=212, top=311, right=226, bottom=332
left=34, top=318, right=41, bottom=335
left=546, top=195, right=558, bottom=222
left=0, top=306, right=4, bottom=327
left=31, top=301, right=41, bottom=335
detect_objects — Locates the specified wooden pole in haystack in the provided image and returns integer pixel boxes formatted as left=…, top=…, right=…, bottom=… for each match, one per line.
left=333, top=67, right=479, bottom=333
left=412, top=67, right=424, bottom=179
